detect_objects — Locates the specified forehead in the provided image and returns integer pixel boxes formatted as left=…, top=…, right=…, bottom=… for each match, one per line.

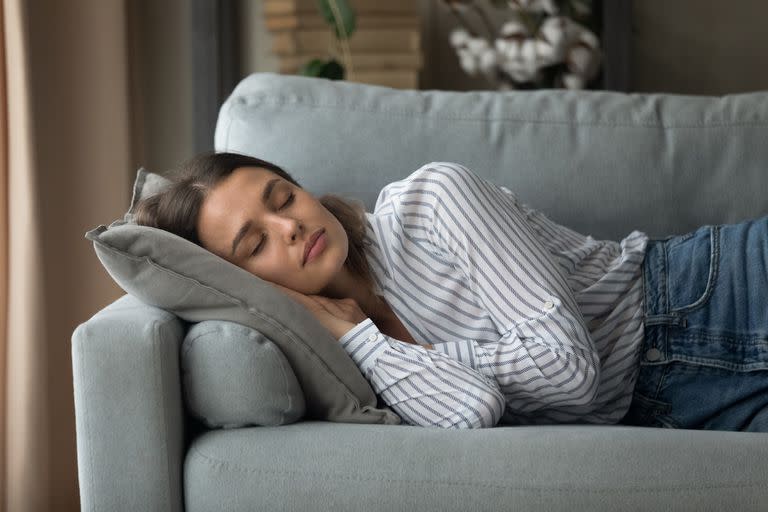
left=198, top=166, right=280, bottom=238
left=217, top=166, right=276, bottom=194
left=206, top=166, right=278, bottom=208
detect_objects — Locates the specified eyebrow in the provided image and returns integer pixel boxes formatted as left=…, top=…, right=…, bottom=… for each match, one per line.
left=230, top=177, right=281, bottom=257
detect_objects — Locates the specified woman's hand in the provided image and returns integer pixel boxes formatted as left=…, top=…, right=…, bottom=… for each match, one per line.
left=268, top=283, right=367, bottom=340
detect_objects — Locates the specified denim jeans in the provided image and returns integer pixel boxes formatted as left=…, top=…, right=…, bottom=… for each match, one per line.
left=620, top=215, right=768, bottom=432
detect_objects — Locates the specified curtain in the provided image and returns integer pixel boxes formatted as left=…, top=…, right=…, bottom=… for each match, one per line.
left=1, top=1, right=135, bottom=510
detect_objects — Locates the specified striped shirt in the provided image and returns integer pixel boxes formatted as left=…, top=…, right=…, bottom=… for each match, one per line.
left=339, top=162, right=649, bottom=429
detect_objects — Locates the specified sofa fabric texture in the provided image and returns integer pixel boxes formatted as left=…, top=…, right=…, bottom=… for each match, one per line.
left=182, top=320, right=305, bottom=428
left=72, top=73, right=768, bottom=511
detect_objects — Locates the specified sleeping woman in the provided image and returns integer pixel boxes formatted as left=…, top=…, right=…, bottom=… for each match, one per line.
left=134, top=152, right=768, bottom=432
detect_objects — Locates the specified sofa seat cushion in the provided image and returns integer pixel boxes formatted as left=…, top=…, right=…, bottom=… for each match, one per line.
left=184, top=422, right=768, bottom=511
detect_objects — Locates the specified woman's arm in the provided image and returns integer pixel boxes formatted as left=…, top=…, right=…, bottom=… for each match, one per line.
left=339, top=318, right=505, bottom=429
left=395, top=162, right=601, bottom=413
left=268, top=285, right=487, bottom=428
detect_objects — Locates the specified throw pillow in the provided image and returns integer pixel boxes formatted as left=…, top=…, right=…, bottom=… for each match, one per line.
left=182, top=320, right=305, bottom=428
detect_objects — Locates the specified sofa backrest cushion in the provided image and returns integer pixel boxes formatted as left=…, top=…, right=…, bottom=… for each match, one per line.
left=86, top=168, right=401, bottom=427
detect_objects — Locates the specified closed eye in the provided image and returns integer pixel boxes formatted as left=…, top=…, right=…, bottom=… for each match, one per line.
left=250, top=193, right=296, bottom=257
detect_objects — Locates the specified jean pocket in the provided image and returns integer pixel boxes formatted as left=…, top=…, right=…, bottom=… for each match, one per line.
left=666, top=225, right=720, bottom=313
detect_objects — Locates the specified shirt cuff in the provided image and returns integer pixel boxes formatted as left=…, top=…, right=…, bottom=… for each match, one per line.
left=338, top=318, right=390, bottom=378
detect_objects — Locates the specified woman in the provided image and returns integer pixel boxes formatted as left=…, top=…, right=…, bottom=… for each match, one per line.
left=135, top=152, right=768, bottom=431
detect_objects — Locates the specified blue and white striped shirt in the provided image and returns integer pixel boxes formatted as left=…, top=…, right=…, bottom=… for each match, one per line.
left=339, top=162, right=649, bottom=429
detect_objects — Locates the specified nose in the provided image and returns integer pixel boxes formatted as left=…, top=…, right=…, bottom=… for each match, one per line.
left=265, top=214, right=302, bottom=242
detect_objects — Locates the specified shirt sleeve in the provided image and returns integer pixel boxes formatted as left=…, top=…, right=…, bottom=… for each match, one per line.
left=392, top=162, right=601, bottom=413
left=339, top=318, right=505, bottom=429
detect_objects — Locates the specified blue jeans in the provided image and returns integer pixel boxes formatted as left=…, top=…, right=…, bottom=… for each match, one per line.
left=620, top=215, right=768, bottom=431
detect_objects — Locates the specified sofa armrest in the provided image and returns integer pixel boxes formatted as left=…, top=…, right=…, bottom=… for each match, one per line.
left=72, top=294, right=185, bottom=512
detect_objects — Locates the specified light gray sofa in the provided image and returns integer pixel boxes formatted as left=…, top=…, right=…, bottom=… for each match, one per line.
left=72, top=73, right=768, bottom=511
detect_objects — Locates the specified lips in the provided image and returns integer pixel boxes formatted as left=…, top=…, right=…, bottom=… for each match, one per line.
left=303, top=228, right=325, bottom=265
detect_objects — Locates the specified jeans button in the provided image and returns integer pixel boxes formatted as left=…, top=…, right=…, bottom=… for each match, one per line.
left=645, top=347, right=662, bottom=362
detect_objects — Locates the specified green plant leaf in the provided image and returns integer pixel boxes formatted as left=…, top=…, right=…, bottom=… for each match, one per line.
left=299, top=58, right=345, bottom=80
left=298, top=58, right=327, bottom=77
left=317, top=0, right=356, bottom=39
left=318, top=59, right=345, bottom=80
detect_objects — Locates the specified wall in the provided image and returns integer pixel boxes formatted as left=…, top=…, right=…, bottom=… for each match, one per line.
left=129, top=0, right=194, bottom=173
left=631, top=0, right=768, bottom=94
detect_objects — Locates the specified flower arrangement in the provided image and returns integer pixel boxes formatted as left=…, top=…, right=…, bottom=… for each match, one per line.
left=441, top=0, right=602, bottom=90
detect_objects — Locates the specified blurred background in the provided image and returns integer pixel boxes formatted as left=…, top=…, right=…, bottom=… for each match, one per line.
left=0, top=0, right=766, bottom=510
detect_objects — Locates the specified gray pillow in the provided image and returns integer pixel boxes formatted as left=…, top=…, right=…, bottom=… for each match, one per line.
left=86, top=167, right=401, bottom=426
left=182, top=320, right=305, bottom=428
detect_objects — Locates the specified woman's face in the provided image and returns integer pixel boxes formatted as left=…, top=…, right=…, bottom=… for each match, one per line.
left=197, top=166, right=348, bottom=294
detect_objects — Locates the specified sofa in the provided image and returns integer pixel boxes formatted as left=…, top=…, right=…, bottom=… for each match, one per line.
left=72, top=73, right=768, bottom=511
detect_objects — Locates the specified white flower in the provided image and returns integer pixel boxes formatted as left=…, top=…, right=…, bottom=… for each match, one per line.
left=562, top=23, right=602, bottom=82
left=457, top=48, right=478, bottom=74
left=578, top=28, right=599, bottom=50
left=478, top=48, right=498, bottom=73
left=448, top=3, right=602, bottom=88
left=499, top=41, right=540, bottom=83
left=519, top=38, right=537, bottom=64
left=466, top=37, right=490, bottom=55
left=562, top=73, right=585, bottom=89
left=538, top=16, right=568, bottom=62
left=453, top=35, right=497, bottom=76
left=450, top=28, right=471, bottom=48
left=500, top=19, right=530, bottom=38
left=503, top=62, right=539, bottom=83
left=534, top=39, right=557, bottom=63
left=567, top=46, right=593, bottom=76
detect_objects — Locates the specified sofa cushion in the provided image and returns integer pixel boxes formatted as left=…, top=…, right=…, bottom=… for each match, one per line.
left=184, top=422, right=768, bottom=511
left=182, top=320, right=305, bottom=428
left=85, top=168, right=401, bottom=426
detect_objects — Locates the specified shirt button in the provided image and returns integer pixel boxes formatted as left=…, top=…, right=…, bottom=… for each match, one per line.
left=367, top=333, right=378, bottom=342
left=645, top=348, right=662, bottom=362
left=543, top=301, right=555, bottom=310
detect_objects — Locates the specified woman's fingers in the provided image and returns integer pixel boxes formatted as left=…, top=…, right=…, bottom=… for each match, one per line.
left=266, top=283, right=366, bottom=324
left=310, top=295, right=366, bottom=323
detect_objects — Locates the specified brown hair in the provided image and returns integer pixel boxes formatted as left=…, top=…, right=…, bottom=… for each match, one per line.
left=133, top=152, right=377, bottom=296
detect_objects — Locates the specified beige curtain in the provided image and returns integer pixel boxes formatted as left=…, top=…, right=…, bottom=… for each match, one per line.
left=2, top=1, right=135, bottom=510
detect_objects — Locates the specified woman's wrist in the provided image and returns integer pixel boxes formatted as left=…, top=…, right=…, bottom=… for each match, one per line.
left=332, top=318, right=364, bottom=340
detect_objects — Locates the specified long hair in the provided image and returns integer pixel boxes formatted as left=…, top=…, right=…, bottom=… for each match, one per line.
left=133, top=152, right=377, bottom=296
